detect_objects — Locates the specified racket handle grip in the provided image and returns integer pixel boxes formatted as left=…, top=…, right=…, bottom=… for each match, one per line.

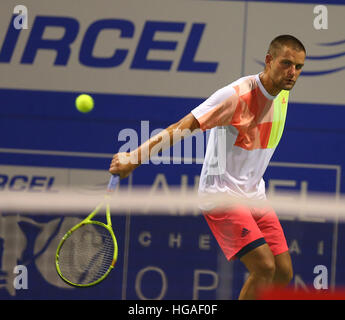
left=107, top=174, right=120, bottom=192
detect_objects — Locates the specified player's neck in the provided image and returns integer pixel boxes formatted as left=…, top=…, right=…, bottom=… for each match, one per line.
left=259, top=72, right=281, bottom=96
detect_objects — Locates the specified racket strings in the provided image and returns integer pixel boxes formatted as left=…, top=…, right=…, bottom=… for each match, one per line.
left=58, top=223, right=114, bottom=285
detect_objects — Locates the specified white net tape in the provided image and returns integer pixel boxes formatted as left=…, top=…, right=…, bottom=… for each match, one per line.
left=0, top=188, right=344, bottom=221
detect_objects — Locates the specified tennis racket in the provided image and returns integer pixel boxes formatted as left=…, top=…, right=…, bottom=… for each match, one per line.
left=55, top=174, right=119, bottom=287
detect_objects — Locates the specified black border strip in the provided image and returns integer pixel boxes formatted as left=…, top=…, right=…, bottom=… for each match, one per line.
left=236, top=237, right=266, bottom=259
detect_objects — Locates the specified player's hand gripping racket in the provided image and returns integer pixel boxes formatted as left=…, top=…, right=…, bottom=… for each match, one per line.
left=55, top=174, right=119, bottom=287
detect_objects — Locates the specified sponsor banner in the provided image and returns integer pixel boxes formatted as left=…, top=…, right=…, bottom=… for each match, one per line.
left=0, top=165, right=109, bottom=192
left=1, top=1, right=344, bottom=104
left=0, top=0, right=244, bottom=98
left=245, top=2, right=345, bottom=104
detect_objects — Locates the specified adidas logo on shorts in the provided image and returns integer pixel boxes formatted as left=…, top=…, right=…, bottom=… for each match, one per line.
left=241, top=228, right=250, bottom=237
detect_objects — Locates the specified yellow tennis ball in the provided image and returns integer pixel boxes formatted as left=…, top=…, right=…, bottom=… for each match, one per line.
left=75, top=94, right=94, bottom=113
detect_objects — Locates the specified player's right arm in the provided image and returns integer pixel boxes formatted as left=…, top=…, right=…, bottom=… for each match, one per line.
left=109, top=112, right=200, bottom=179
left=109, top=84, right=239, bottom=179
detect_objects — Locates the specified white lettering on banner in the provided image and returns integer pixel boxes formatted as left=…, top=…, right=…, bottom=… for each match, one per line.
left=199, top=234, right=211, bottom=250
left=138, top=231, right=212, bottom=251
left=0, top=0, right=244, bottom=97
left=141, top=173, right=200, bottom=215
left=169, top=233, right=182, bottom=248
left=138, top=231, right=152, bottom=247
left=294, top=274, right=309, bottom=291
left=289, top=240, right=302, bottom=255
left=193, top=269, right=219, bottom=300
left=268, top=179, right=329, bottom=222
left=317, top=241, right=324, bottom=256
left=134, top=266, right=219, bottom=300
left=135, top=266, right=168, bottom=300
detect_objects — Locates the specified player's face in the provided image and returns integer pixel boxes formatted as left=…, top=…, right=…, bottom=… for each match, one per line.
left=267, top=46, right=305, bottom=91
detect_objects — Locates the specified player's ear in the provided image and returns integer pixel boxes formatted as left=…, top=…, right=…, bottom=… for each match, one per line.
left=265, top=53, right=273, bottom=70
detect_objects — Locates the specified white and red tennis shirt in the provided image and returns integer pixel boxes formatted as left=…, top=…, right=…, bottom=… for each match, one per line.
left=191, top=73, right=289, bottom=209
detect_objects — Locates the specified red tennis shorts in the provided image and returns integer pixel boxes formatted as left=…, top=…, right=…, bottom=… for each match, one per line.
left=204, top=205, right=289, bottom=261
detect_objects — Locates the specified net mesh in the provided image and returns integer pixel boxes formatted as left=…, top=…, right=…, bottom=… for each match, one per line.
left=57, top=223, right=115, bottom=285
left=0, top=187, right=344, bottom=299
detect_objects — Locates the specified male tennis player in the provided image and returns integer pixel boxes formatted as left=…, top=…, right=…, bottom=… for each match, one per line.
left=109, top=35, right=306, bottom=300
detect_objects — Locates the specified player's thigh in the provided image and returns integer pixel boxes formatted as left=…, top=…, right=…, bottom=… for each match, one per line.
left=254, top=207, right=289, bottom=257
left=239, top=243, right=276, bottom=277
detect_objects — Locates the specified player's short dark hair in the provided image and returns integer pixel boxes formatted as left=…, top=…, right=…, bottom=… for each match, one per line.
left=268, top=35, right=306, bottom=57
